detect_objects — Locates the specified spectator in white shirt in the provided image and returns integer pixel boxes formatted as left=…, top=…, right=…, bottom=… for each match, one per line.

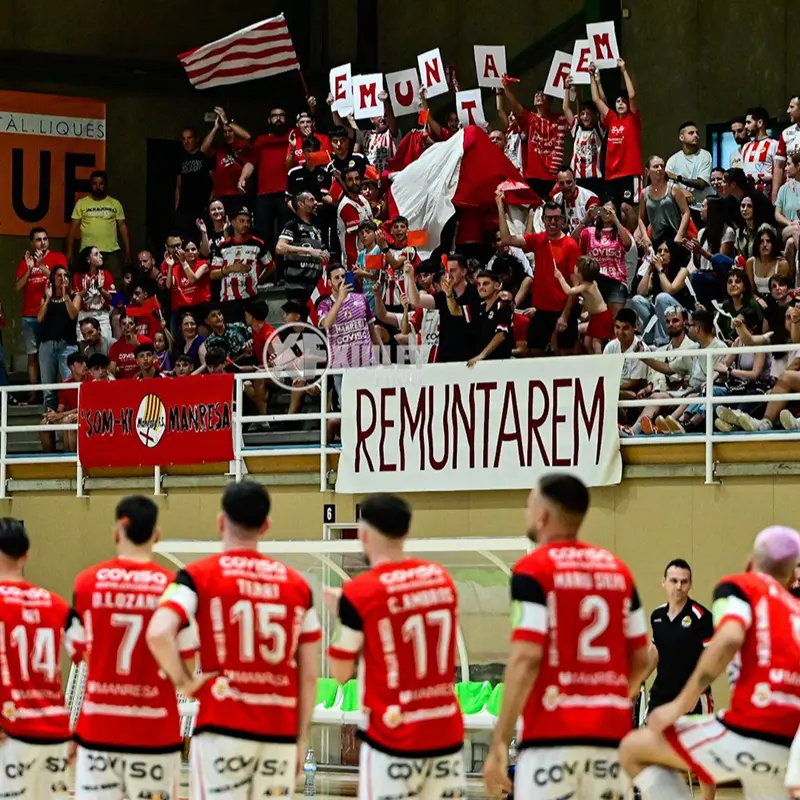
left=552, top=167, right=600, bottom=233
left=729, top=117, right=749, bottom=169
left=603, top=308, right=649, bottom=396
left=666, top=121, right=714, bottom=218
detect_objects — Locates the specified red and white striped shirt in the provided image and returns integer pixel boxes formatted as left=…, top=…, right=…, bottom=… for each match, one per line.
left=570, top=119, right=604, bottom=179
left=336, top=194, right=373, bottom=268
left=382, top=246, right=421, bottom=307
left=777, top=124, right=800, bottom=162
left=211, top=234, right=273, bottom=302
left=741, top=138, right=779, bottom=192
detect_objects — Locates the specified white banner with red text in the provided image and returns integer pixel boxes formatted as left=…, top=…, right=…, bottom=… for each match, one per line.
left=336, top=357, right=623, bottom=493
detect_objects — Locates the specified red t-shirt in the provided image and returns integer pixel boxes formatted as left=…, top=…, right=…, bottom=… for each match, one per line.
left=522, top=232, right=580, bottom=312
left=604, top=110, right=643, bottom=180
left=252, top=321, right=276, bottom=367
left=511, top=541, right=648, bottom=747
left=109, top=336, right=152, bottom=379
left=0, top=581, right=82, bottom=743
left=58, top=375, right=92, bottom=411
left=518, top=109, right=568, bottom=180
left=253, top=133, right=291, bottom=196
left=16, top=251, right=68, bottom=317
left=287, top=131, right=332, bottom=168
left=329, top=559, right=464, bottom=757
left=130, top=310, right=163, bottom=340
left=212, top=139, right=254, bottom=198
left=169, top=260, right=212, bottom=309
left=160, top=551, right=322, bottom=741
left=72, top=558, right=194, bottom=752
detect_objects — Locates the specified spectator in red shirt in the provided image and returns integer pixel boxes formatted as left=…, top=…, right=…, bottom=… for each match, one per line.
left=502, top=81, right=568, bottom=199
left=41, top=351, right=89, bottom=453
left=73, top=246, right=116, bottom=341
left=589, top=59, right=643, bottom=208
left=128, top=280, right=165, bottom=340
left=238, top=108, right=291, bottom=254
left=497, top=192, right=581, bottom=357
left=109, top=314, right=151, bottom=379
left=200, top=106, right=253, bottom=218
left=285, top=112, right=332, bottom=169
left=243, top=299, right=274, bottom=432
left=164, top=239, right=211, bottom=333
left=15, top=227, right=67, bottom=396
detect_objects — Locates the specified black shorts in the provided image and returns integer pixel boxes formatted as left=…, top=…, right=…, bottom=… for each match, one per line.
left=605, top=175, right=642, bottom=207
left=526, top=307, right=579, bottom=351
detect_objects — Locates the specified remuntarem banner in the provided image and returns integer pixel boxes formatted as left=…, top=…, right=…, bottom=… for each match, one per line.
left=336, top=356, right=623, bottom=493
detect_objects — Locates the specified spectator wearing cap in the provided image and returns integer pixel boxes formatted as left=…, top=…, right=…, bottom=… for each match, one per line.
left=40, top=351, right=90, bottom=453
left=210, top=207, right=272, bottom=323
left=78, top=317, right=110, bottom=359
left=65, top=169, right=131, bottom=278
left=200, top=106, right=254, bottom=219
left=238, top=107, right=291, bottom=250
left=666, top=121, right=714, bottom=221
left=133, top=342, right=162, bottom=380
left=175, top=126, right=213, bottom=239
left=16, top=227, right=68, bottom=397
left=276, top=192, right=328, bottom=305
left=465, top=270, right=514, bottom=367
left=336, top=167, right=373, bottom=269
left=109, top=314, right=151, bottom=380
left=406, top=254, right=480, bottom=363
left=286, top=111, right=332, bottom=170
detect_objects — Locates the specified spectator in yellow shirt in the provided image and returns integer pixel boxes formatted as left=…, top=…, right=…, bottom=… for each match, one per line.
left=66, top=170, right=131, bottom=278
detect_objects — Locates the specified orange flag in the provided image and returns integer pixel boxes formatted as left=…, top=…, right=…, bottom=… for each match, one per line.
left=406, top=230, right=428, bottom=247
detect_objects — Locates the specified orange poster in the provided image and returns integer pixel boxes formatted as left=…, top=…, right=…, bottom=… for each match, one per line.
left=0, top=91, right=106, bottom=237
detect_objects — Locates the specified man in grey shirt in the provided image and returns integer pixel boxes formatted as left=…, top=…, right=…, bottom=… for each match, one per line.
left=666, top=121, right=714, bottom=217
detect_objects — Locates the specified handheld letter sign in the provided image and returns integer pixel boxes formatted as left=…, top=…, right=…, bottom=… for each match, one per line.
left=474, top=45, right=506, bottom=89
left=570, top=39, right=593, bottom=85
left=417, top=48, right=448, bottom=98
left=352, top=73, right=385, bottom=120
left=586, top=21, right=620, bottom=69
left=544, top=51, right=572, bottom=100
left=455, top=89, right=486, bottom=128
left=329, top=63, right=353, bottom=115
left=386, top=69, right=420, bottom=117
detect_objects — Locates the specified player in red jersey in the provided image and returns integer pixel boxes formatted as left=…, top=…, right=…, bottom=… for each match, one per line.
left=326, top=493, right=465, bottom=800
left=620, top=525, right=800, bottom=800
left=483, top=474, right=650, bottom=799
left=147, top=481, right=321, bottom=800
left=0, top=517, right=83, bottom=799
left=71, top=495, right=196, bottom=800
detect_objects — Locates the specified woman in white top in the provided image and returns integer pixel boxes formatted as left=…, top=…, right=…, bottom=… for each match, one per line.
left=776, top=153, right=800, bottom=266
left=745, top=225, right=792, bottom=297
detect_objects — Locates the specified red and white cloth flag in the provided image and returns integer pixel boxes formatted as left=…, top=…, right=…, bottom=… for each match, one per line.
left=179, top=14, right=299, bottom=90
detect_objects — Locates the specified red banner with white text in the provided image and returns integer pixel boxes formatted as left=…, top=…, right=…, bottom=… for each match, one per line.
left=78, top=375, right=234, bottom=468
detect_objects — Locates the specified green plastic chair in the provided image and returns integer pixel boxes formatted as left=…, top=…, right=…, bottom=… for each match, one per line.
left=486, top=683, right=504, bottom=716
left=455, top=681, right=492, bottom=715
left=341, top=679, right=362, bottom=712
left=316, top=677, right=340, bottom=708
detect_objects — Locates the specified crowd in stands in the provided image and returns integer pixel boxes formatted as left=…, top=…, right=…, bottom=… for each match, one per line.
left=10, top=57, right=800, bottom=447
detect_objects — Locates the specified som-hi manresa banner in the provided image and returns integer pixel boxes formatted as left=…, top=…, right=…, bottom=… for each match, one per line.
left=335, top=357, right=624, bottom=493
left=78, top=375, right=234, bottom=468
left=0, top=91, right=106, bottom=237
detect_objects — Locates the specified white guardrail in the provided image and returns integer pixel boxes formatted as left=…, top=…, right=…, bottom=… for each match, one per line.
left=1, top=345, right=798, bottom=496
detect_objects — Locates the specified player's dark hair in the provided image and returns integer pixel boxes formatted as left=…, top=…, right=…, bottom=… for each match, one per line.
left=0, top=518, right=30, bottom=560
left=615, top=307, right=637, bottom=327
left=360, top=493, right=411, bottom=539
left=664, top=558, right=692, bottom=578
left=222, top=480, right=271, bottom=531
left=116, top=495, right=158, bottom=546
left=538, top=474, right=590, bottom=519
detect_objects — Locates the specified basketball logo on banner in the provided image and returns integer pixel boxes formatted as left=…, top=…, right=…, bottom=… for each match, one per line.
left=136, top=393, right=167, bottom=448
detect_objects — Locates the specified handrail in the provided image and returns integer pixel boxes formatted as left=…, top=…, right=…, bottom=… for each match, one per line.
left=0, top=344, right=798, bottom=494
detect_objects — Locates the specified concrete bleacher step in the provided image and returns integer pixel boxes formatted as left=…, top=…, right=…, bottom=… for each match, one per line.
left=7, top=403, right=45, bottom=454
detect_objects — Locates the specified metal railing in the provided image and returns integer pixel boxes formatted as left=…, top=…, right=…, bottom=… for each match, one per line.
left=0, top=345, right=797, bottom=495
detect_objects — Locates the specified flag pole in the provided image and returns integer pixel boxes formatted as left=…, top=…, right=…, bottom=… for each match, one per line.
left=298, top=69, right=310, bottom=100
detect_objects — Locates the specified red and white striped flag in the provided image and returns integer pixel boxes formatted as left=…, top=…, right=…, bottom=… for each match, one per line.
left=178, top=14, right=299, bottom=91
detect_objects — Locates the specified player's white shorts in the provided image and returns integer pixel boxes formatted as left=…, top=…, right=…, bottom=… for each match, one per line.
left=665, top=714, right=789, bottom=797
left=514, top=745, right=625, bottom=800
left=75, top=747, right=181, bottom=800
left=358, top=742, right=466, bottom=800
left=190, top=733, right=296, bottom=800
left=0, top=737, right=71, bottom=800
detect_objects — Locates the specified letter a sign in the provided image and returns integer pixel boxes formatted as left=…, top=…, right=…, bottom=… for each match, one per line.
left=586, top=21, right=620, bottom=69
left=474, top=45, right=506, bottom=88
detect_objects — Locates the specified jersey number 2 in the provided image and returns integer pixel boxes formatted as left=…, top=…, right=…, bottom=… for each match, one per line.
left=577, top=596, right=610, bottom=663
